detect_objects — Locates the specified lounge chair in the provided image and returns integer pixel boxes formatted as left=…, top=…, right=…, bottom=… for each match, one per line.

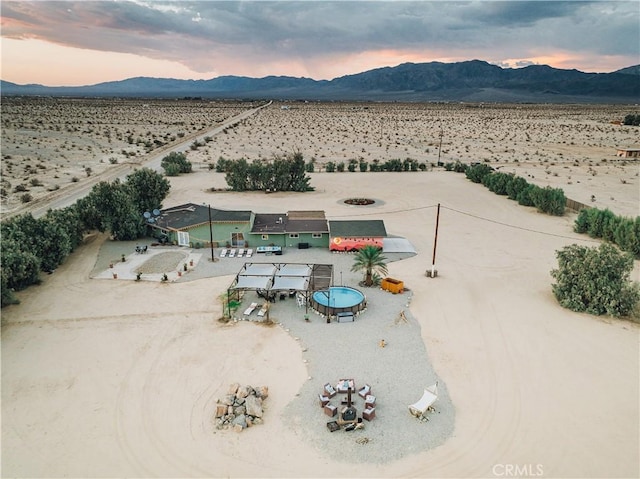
left=324, top=404, right=337, bottom=417
left=243, top=302, right=258, bottom=316
left=318, top=394, right=330, bottom=407
left=408, top=382, right=438, bottom=418
left=257, top=303, right=269, bottom=317
left=237, top=248, right=245, bottom=257
left=336, top=379, right=355, bottom=394
left=220, top=249, right=228, bottom=258
left=363, top=407, right=376, bottom=421
left=365, top=395, right=376, bottom=408
left=323, top=383, right=337, bottom=398
left=246, top=249, right=253, bottom=258
left=358, top=384, right=371, bottom=399
left=228, top=249, right=236, bottom=258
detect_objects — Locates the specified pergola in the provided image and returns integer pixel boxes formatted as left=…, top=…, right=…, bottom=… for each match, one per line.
left=226, top=262, right=334, bottom=320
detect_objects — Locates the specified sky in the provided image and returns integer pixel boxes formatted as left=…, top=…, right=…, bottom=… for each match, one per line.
left=1, top=1, right=638, bottom=86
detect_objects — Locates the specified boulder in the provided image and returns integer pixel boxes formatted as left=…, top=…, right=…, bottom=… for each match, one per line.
left=215, top=404, right=227, bottom=418
left=244, top=395, right=263, bottom=417
left=221, top=394, right=236, bottom=406
left=232, top=414, right=247, bottom=429
left=228, top=383, right=240, bottom=395
left=255, top=386, right=269, bottom=399
left=237, top=385, right=251, bottom=398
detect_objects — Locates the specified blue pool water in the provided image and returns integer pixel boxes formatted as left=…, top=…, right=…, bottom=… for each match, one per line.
left=311, top=286, right=366, bottom=315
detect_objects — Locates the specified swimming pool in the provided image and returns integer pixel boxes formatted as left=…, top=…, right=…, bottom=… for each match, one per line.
left=311, top=286, right=367, bottom=316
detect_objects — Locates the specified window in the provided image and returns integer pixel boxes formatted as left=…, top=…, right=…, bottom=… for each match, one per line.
left=262, top=234, right=269, bottom=240
left=312, top=233, right=322, bottom=239
left=289, top=233, right=299, bottom=238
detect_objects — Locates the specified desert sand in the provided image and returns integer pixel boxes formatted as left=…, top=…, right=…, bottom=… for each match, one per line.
left=1, top=100, right=639, bottom=478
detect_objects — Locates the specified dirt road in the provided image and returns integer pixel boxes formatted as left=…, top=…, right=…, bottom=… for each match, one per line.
left=2, top=101, right=272, bottom=220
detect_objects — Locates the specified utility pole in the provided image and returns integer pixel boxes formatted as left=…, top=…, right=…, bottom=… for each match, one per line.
left=437, top=126, right=444, bottom=165
left=208, top=204, right=215, bottom=262
left=428, top=203, right=440, bottom=278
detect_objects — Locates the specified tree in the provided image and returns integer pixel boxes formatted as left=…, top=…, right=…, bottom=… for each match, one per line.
left=81, top=180, right=145, bottom=240
left=225, top=158, right=250, bottom=191
left=351, top=245, right=389, bottom=287
left=0, top=234, right=41, bottom=295
left=551, top=243, right=640, bottom=317
left=125, top=168, right=170, bottom=214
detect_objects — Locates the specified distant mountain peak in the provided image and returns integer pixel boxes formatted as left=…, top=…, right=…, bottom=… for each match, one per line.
left=2, top=60, right=638, bottom=103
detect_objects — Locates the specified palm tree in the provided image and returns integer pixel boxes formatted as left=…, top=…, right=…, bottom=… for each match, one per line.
left=351, top=245, right=388, bottom=286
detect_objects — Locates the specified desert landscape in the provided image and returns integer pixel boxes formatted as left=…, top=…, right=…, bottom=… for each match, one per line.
left=1, top=99, right=639, bottom=478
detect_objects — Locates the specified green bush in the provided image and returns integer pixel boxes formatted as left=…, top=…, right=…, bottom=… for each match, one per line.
left=575, top=208, right=640, bottom=257
left=551, top=243, right=640, bottom=317
left=325, top=162, right=335, bottom=173
left=622, top=114, right=640, bottom=126
left=465, top=163, right=493, bottom=183
left=305, top=160, right=315, bottom=173
left=527, top=185, right=565, bottom=216
left=482, top=172, right=513, bottom=196
left=516, top=184, right=536, bottom=207
left=506, top=176, right=529, bottom=201
left=163, top=163, right=182, bottom=177
left=161, top=152, right=192, bottom=175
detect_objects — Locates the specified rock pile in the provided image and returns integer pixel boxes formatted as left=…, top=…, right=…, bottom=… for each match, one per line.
left=214, top=383, right=269, bottom=432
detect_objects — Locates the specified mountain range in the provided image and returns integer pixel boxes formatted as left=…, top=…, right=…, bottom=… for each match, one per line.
left=2, top=60, right=639, bottom=103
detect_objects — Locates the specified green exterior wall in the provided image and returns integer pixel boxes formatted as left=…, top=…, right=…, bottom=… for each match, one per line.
left=246, top=232, right=329, bottom=249
left=165, top=221, right=252, bottom=247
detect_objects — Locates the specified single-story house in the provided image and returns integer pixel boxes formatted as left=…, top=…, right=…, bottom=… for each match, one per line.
left=616, top=147, right=640, bottom=158
left=328, top=220, right=387, bottom=252
left=150, top=203, right=253, bottom=247
left=249, top=210, right=330, bottom=249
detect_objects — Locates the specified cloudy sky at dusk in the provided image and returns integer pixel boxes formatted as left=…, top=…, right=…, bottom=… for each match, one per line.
left=1, top=1, right=638, bottom=86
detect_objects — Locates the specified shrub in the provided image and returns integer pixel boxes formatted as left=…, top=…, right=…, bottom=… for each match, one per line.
left=161, top=152, right=192, bottom=175
left=622, top=114, right=640, bottom=126
left=516, top=184, right=536, bottom=207
left=575, top=208, right=640, bottom=257
left=529, top=185, right=565, bottom=216
left=551, top=243, right=640, bottom=317
left=465, top=163, right=493, bottom=183
left=163, top=163, right=182, bottom=177
left=325, top=162, right=335, bottom=173
left=506, top=176, right=529, bottom=200
left=359, top=160, right=368, bottom=172
left=305, top=160, right=315, bottom=173
left=453, top=161, right=467, bottom=173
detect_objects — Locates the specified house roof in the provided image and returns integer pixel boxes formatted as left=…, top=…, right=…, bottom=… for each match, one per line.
left=328, top=220, right=387, bottom=238
left=251, top=213, right=287, bottom=234
left=156, top=203, right=252, bottom=231
left=251, top=212, right=329, bottom=234
left=286, top=219, right=329, bottom=234
left=287, top=210, right=326, bottom=219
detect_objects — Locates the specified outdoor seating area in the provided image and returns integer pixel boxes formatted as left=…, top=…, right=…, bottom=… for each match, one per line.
left=320, top=379, right=377, bottom=432
left=134, top=245, right=148, bottom=254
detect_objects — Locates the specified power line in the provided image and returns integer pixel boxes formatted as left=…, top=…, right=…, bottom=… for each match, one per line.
left=331, top=201, right=599, bottom=243
left=331, top=204, right=439, bottom=218
left=440, top=205, right=600, bottom=243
